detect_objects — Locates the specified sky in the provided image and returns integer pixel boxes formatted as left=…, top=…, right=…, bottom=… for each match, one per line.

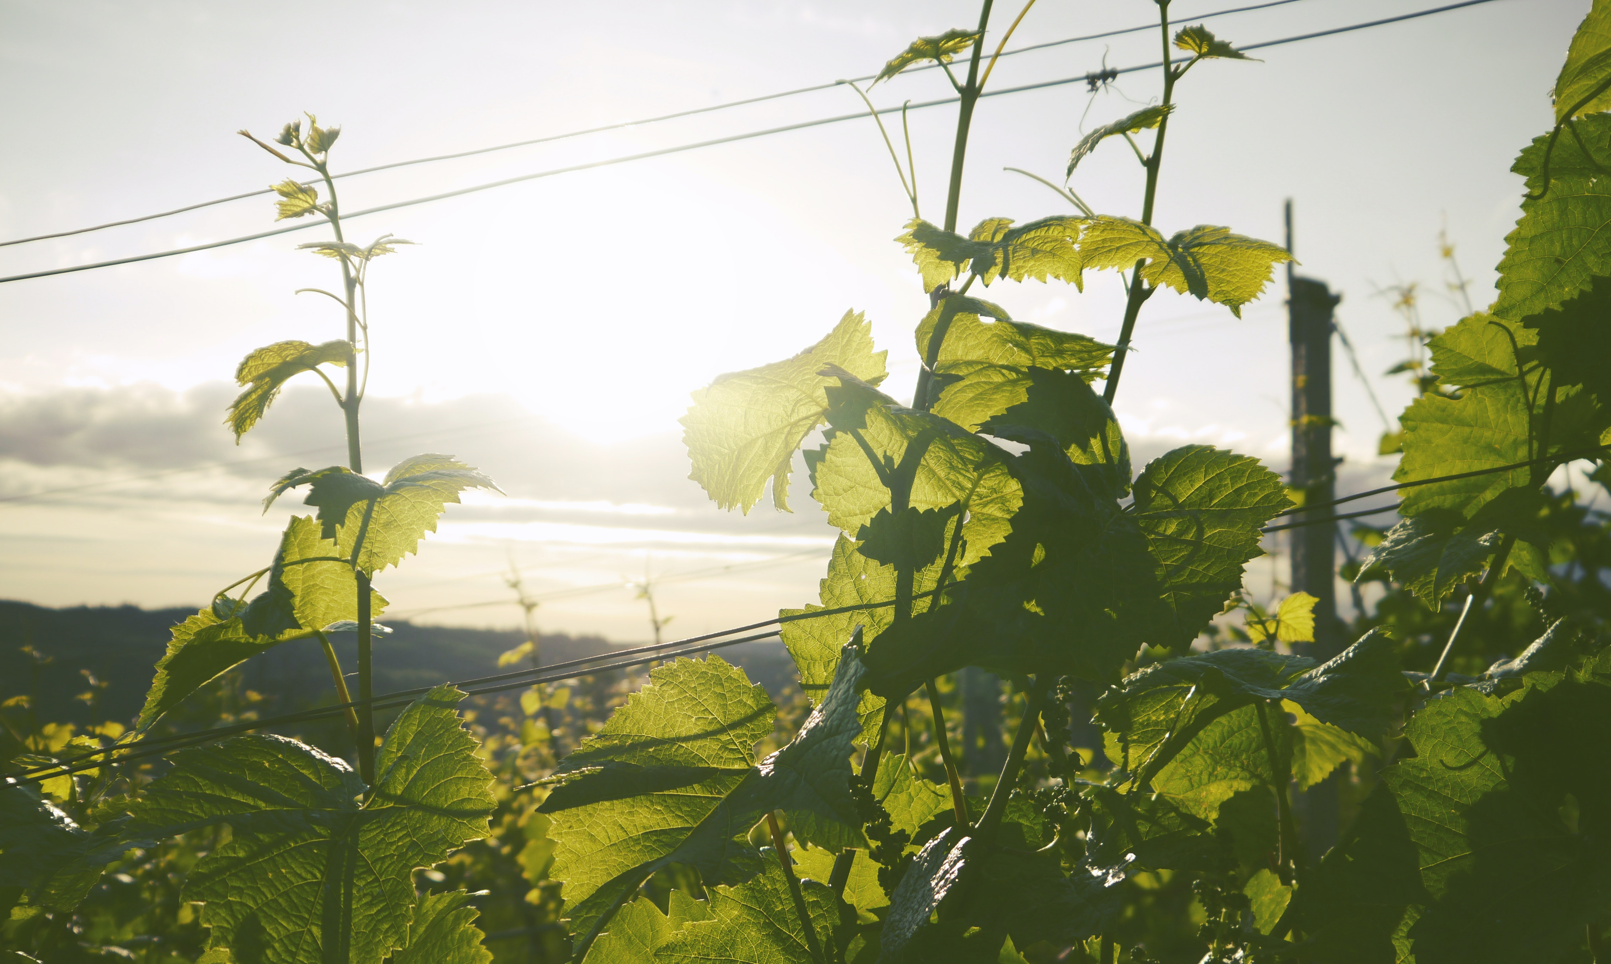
left=0, top=0, right=1589, bottom=643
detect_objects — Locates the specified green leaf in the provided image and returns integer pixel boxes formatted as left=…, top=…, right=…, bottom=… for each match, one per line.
left=0, top=784, right=139, bottom=912
left=138, top=515, right=388, bottom=729
left=1245, top=591, right=1317, bottom=645
left=128, top=685, right=495, bottom=964
left=915, top=296, right=1113, bottom=376
left=1495, top=113, right=1611, bottom=319
left=265, top=455, right=501, bottom=575
left=1386, top=681, right=1611, bottom=964
left=813, top=373, right=1022, bottom=568
left=1078, top=219, right=1291, bottom=317
left=541, top=647, right=869, bottom=952
left=779, top=537, right=902, bottom=744
left=1554, top=1, right=1611, bottom=122
left=240, top=515, right=386, bottom=638
left=794, top=843, right=887, bottom=914
left=896, top=218, right=1087, bottom=291
left=1356, top=509, right=1502, bottom=606
left=1243, top=869, right=1293, bottom=935
left=861, top=434, right=1160, bottom=692
left=227, top=340, right=348, bottom=440
left=585, top=892, right=713, bottom=964
left=1173, top=25, right=1256, bottom=61
left=1150, top=703, right=1283, bottom=823
left=856, top=506, right=955, bottom=571
left=649, top=855, right=854, bottom=964
left=682, top=311, right=889, bottom=513
left=1096, top=631, right=1404, bottom=781
left=872, top=754, right=952, bottom=840
left=875, top=28, right=980, bottom=84
left=1130, top=445, right=1291, bottom=645
left=1067, top=105, right=1173, bottom=177
left=1287, top=701, right=1377, bottom=791
left=1083, top=785, right=1221, bottom=873
left=388, top=891, right=491, bottom=964
left=299, top=235, right=416, bottom=263
left=271, top=179, right=320, bottom=220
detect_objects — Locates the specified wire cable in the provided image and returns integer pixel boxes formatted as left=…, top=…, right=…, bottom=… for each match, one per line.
left=0, top=0, right=1505, bottom=287
left=0, top=0, right=1312, bottom=250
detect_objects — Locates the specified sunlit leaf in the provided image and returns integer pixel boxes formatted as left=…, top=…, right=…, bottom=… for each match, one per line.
left=226, top=339, right=349, bottom=440
left=129, top=686, right=495, bottom=964
left=1067, top=105, right=1173, bottom=177
left=682, top=311, right=888, bottom=513
left=1554, top=2, right=1611, bottom=122
left=1173, top=25, right=1256, bottom=61
left=875, top=28, right=980, bottom=84
left=271, top=179, right=321, bottom=220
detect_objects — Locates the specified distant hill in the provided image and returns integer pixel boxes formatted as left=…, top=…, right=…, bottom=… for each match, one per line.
left=0, top=600, right=796, bottom=731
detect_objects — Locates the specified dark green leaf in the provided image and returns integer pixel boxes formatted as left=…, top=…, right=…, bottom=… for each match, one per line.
left=1067, top=105, right=1173, bottom=177
left=227, top=339, right=348, bottom=440
left=129, top=686, right=495, bottom=964
left=683, top=311, right=889, bottom=513
left=0, top=785, right=139, bottom=912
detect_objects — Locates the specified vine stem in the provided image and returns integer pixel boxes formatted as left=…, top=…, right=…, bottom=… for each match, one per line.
left=314, top=630, right=362, bottom=741
left=1255, top=700, right=1302, bottom=883
left=927, top=680, right=969, bottom=825
left=976, top=675, right=1047, bottom=839
left=1102, top=0, right=1176, bottom=406
left=829, top=697, right=895, bottom=896
left=1428, top=535, right=1515, bottom=685
left=767, top=812, right=826, bottom=964
left=940, top=0, right=995, bottom=234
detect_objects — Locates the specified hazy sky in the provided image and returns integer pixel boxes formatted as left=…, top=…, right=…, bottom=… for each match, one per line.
left=0, top=0, right=1586, bottom=641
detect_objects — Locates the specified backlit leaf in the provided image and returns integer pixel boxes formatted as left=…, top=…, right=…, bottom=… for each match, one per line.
left=128, top=686, right=495, bottom=964
left=682, top=310, right=888, bottom=513
left=389, top=891, right=492, bottom=964
left=875, top=29, right=980, bottom=84
left=541, top=647, right=868, bottom=951
left=1494, top=113, right=1611, bottom=319
left=585, top=891, right=713, bottom=964
left=264, top=455, right=501, bottom=575
left=271, top=179, right=320, bottom=220
left=227, top=339, right=349, bottom=440
left=1244, top=592, right=1317, bottom=645
left=1130, top=445, right=1291, bottom=644
left=1554, top=1, right=1611, bottom=122
left=1173, top=25, right=1255, bottom=61
left=1078, top=219, right=1291, bottom=316
left=649, top=856, right=854, bottom=964
left=1067, top=105, right=1173, bottom=177
left=896, top=217, right=1086, bottom=291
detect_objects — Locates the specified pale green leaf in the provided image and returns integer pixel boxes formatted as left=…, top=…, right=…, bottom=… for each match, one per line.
left=1130, top=445, right=1291, bottom=644
left=389, top=891, right=491, bottom=964
left=585, top=892, right=713, bottom=963
left=240, top=515, right=386, bottom=639
left=129, top=686, right=495, bottom=964
left=1173, top=25, right=1256, bottom=60
left=875, top=28, right=979, bottom=84
left=1151, top=703, right=1282, bottom=822
left=682, top=310, right=888, bottom=513
left=264, top=455, right=501, bottom=575
left=896, top=217, right=1086, bottom=291
left=915, top=296, right=1112, bottom=375
left=1077, top=215, right=1172, bottom=274
left=227, top=340, right=348, bottom=440
left=1245, top=591, right=1317, bottom=645
left=271, top=179, right=320, bottom=220
left=1150, top=225, right=1292, bottom=317
left=1067, top=105, right=1173, bottom=177
left=794, top=843, right=887, bottom=914
left=1554, top=2, right=1611, bottom=122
